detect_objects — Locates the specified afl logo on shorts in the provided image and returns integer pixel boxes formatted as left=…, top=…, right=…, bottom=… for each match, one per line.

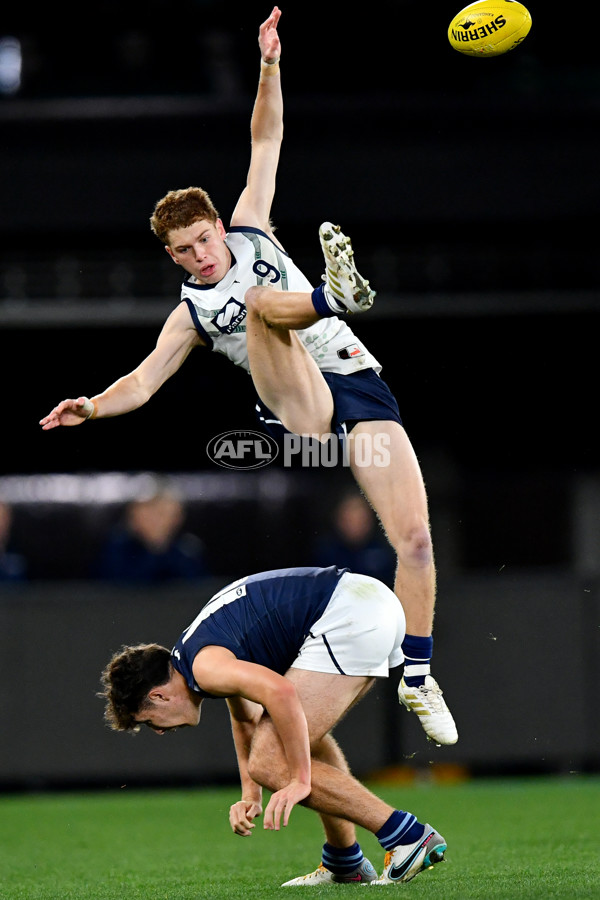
left=212, top=298, right=247, bottom=334
left=206, top=430, right=279, bottom=469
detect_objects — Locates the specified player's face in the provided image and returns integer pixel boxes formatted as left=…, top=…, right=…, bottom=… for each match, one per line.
left=165, top=218, right=231, bottom=284
left=135, top=693, right=203, bottom=735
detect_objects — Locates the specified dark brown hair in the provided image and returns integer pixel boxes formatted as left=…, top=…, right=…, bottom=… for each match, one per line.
left=99, top=643, right=172, bottom=732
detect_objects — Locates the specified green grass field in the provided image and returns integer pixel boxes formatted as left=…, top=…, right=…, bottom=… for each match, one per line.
left=1, top=776, right=598, bottom=899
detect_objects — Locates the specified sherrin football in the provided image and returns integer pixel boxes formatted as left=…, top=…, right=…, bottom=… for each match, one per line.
left=448, top=0, right=532, bottom=56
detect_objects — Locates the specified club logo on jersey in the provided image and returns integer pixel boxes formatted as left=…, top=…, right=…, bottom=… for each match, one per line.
left=206, top=430, right=279, bottom=470
left=337, top=344, right=364, bottom=361
left=212, top=298, right=247, bottom=334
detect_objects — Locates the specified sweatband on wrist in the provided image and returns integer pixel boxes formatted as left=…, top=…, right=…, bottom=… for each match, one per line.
left=261, top=57, right=280, bottom=76
left=82, top=398, right=97, bottom=420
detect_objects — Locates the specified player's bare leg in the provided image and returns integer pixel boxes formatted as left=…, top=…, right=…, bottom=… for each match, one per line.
left=249, top=670, right=447, bottom=886
left=348, top=420, right=435, bottom=637
left=244, top=217, right=375, bottom=433
left=279, top=732, right=379, bottom=885
left=308, top=734, right=357, bottom=846
left=245, top=286, right=334, bottom=437
left=348, top=420, right=458, bottom=745
left=248, top=670, right=393, bottom=832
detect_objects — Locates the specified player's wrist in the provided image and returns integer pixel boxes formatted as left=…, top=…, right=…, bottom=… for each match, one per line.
left=261, top=56, right=280, bottom=76
left=81, top=397, right=98, bottom=420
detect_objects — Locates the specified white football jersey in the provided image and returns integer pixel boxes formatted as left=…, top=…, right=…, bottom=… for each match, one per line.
left=180, top=227, right=381, bottom=375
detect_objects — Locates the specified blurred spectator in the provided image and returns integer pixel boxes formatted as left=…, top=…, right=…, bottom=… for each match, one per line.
left=91, top=488, right=210, bottom=583
left=0, top=500, right=28, bottom=582
left=313, top=491, right=396, bottom=589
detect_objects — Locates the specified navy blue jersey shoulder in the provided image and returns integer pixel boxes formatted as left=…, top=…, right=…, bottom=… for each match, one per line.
left=171, top=566, right=347, bottom=697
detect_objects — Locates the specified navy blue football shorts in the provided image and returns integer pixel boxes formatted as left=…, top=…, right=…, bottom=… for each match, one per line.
left=255, top=367, right=402, bottom=441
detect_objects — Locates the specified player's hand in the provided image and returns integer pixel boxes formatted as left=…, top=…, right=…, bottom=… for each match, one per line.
left=229, top=799, right=263, bottom=836
left=263, top=780, right=311, bottom=831
left=259, top=6, right=281, bottom=63
left=39, top=396, right=93, bottom=430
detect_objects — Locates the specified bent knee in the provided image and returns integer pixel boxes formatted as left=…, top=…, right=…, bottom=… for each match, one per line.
left=247, top=751, right=285, bottom=791
left=245, top=286, right=274, bottom=322
left=247, top=723, right=286, bottom=789
left=397, top=524, right=433, bottom=569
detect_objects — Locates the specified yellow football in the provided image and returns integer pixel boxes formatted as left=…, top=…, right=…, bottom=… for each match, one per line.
left=448, top=0, right=532, bottom=56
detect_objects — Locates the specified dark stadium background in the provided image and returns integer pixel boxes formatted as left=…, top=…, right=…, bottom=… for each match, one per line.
left=1, top=1, right=596, bottom=476
left=1, top=2, right=599, bottom=785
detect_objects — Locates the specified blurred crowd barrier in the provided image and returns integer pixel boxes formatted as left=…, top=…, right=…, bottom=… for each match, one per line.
left=2, top=466, right=599, bottom=583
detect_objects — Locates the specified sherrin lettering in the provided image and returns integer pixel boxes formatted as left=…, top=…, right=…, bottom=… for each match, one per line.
left=448, top=1, right=532, bottom=57
left=450, top=14, right=506, bottom=42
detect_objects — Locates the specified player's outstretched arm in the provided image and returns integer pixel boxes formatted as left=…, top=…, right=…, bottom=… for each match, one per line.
left=39, top=302, right=202, bottom=429
left=230, top=6, right=283, bottom=234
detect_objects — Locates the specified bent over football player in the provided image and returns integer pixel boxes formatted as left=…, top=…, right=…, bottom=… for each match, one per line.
left=100, top=565, right=448, bottom=885
left=40, top=7, right=457, bottom=746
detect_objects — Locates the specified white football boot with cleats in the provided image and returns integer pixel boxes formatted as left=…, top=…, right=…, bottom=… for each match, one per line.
left=282, top=858, right=377, bottom=886
left=371, top=825, right=447, bottom=885
left=319, top=222, right=376, bottom=314
left=397, top=675, right=458, bottom=745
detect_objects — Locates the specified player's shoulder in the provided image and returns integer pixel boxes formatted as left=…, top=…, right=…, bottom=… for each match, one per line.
left=163, top=297, right=200, bottom=329
left=227, top=225, right=288, bottom=255
left=160, top=299, right=207, bottom=347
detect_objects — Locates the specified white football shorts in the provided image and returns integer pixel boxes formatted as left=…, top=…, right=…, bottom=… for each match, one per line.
left=290, top=571, right=405, bottom=677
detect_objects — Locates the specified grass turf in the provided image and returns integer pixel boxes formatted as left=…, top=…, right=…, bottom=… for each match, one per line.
left=1, top=776, right=598, bottom=899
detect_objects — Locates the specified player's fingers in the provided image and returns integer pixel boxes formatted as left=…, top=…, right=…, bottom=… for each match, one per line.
left=40, top=413, right=63, bottom=429
left=282, top=800, right=294, bottom=828
left=269, top=811, right=281, bottom=831
left=265, top=793, right=287, bottom=831
left=263, top=796, right=277, bottom=830
left=230, top=800, right=261, bottom=835
left=42, top=401, right=69, bottom=421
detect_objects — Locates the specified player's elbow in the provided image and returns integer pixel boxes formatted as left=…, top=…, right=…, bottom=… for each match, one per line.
left=125, top=371, right=157, bottom=408
left=250, top=132, right=283, bottom=154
